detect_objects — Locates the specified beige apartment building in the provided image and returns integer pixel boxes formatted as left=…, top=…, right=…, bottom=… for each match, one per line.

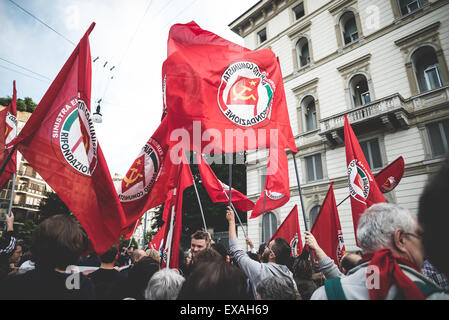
left=230, top=0, right=449, bottom=250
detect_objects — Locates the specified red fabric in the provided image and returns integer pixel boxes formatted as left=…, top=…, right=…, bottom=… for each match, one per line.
left=344, top=115, right=386, bottom=245
left=269, top=205, right=303, bottom=256
left=361, top=249, right=425, bottom=300
left=160, top=152, right=193, bottom=269
left=8, top=23, right=126, bottom=255
left=310, top=182, right=346, bottom=266
left=374, top=156, right=405, bottom=193
left=165, top=21, right=297, bottom=154
left=118, top=116, right=175, bottom=236
left=196, top=152, right=254, bottom=211
left=148, top=224, right=166, bottom=252
left=250, top=145, right=290, bottom=219
left=0, top=81, right=17, bottom=189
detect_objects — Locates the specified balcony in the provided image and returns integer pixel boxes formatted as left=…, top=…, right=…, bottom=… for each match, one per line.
left=319, top=93, right=411, bottom=147
left=15, top=185, right=46, bottom=198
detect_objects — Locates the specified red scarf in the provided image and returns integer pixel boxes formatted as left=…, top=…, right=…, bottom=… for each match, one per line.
left=361, top=249, right=425, bottom=300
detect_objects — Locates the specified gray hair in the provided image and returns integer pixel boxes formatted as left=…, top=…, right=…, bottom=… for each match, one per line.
left=357, top=203, right=417, bottom=253
left=145, top=268, right=185, bottom=300
left=256, top=276, right=297, bottom=300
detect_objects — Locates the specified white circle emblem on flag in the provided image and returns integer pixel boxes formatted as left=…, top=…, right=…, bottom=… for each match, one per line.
left=218, top=61, right=275, bottom=128
left=51, top=99, right=98, bottom=176
left=347, top=160, right=370, bottom=204
left=117, top=138, right=164, bottom=202
left=5, top=112, right=17, bottom=145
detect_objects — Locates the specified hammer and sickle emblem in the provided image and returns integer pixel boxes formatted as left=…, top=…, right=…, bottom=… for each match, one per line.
left=124, top=168, right=143, bottom=187
left=232, top=85, right=257, bottom=103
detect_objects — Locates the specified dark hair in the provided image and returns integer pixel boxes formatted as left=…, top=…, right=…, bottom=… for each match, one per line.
left=31, top=214, right=88, bottom=270
left=193, top=248, right=223, bottom=265
left=292, top=255, right=312, bottom=280
left=191, top=230, right=211, bottom=243
left=271, top=238, right=291, bottom=266
left=247, top=251, right=259, bottom=262
left=211, top=243, right=228, bottom=259
left=126, top=256, right=160, bottom=299
left=100, top=244, right=118, bottom=264
left=340, top=252, right=362, bottom=273
left=256, top=276, right=297, bottom=300
left=418, top=157, right=449, bottom=277
left=177, top=260, right=252, bottom=300
left=257, top=243, right=266, bottom=256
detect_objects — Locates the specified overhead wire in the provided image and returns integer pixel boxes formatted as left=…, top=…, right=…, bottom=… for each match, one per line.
left=0, top=57, right=52, bottom=81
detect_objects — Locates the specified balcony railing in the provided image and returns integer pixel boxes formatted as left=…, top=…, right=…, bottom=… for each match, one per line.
left=319, top=93, right=411, bottom=147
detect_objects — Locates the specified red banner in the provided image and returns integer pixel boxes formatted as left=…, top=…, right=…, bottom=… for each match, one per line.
left=8, top=23, right=126, bottom=255
left=374, top=156, right=405, bottom=193
left=0, top=81, right=17, bottom=189
left=270, top=205, right=302, bottom=257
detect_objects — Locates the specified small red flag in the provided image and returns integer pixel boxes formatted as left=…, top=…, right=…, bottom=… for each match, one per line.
left=160, top=153, right=193, bottom=269
left=269, top=205, right=303, bottom=257
left=310, top=182, right=346, bottom=266
left=344, top=115, right=386, bottom=244
left=165, top=21, right=297, bottom=154
left=250, top=145, right=290, bottom=219
left=0, top=81, right=17, bottom=189
left=8, top=23, right=126, bottom=255
left=374, top=156, right=405, bottom=193
left=118, top=117, right=175, bottom=237
left=196, top=152, right=254, bottom=212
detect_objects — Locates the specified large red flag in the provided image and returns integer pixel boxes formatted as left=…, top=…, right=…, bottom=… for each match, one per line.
left=269, top=205, right=303, bottom=257
left=344, top=115, right=386, bottom=243
left=165, top=21, right=297, bottom=154
left=147, top=224, right=166, bottom=252
left=196, top=152, right=254, bottom=211
left=8, top=23, right=126, bottom=255
left=160, top=153, right=193, bottom=269
left=118, top=117, right=176, bottom=236
left=374, top=156, right=405, bottom=193
left=250, top=145, right=290, bottom=219
left=0, top=81, right=18, bottom=189
left=310, top=182, right=346, bottom=266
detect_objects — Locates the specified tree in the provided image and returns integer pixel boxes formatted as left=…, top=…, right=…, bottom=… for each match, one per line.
left=38, top=191, right=71, bottom=222
left=152, top=152, right=248, bottom=251
left=16, top=219, right=37, bottom=251
left=0, top=96, right=37, bottom=112
left=119, top=235, right=138, bottom=250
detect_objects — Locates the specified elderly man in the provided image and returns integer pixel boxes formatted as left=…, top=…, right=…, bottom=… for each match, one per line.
left=311, top=203, right=449, bottom=300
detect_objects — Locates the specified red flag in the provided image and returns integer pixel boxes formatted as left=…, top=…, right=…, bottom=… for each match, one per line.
left=165, top=21, right=297, bottom=154
left=148, top=224, right=166, bottom=252
left=160, top=153, right=193, bottom=269
left=250, top=145, right=290, bottom=219
left=196, top=152, right=254, bottom=211
left=374, top=156, right=405, bottom=193
left=0, top=81, right=18, bottom=189
left=8, top=23, right=126, bottom=255
left=344, top=115, right=386, bottom=243
left=269, top=205, right=303, bottom=257
left=310, top=182, right=346, bottom=266
left=118, top=117, right=175, bottom=237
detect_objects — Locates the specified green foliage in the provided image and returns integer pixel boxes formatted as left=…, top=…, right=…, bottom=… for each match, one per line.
left=38, top=191, right=71, bottom=222
left=0, top=96, right=37, bottom=112
left=119, top=235, right=138, bottom=250
left=16, top=219, right=37, bottom=251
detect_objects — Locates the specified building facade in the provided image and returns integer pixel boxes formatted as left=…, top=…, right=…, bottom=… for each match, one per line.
left=0, top=111, right=49, bottom=221
left=230, top=0, right=449, bottom=250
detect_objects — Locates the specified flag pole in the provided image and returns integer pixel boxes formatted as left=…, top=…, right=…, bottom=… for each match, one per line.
left=337, top=195, right=350, bottom=207
left=166, top=187, right=177, bottom=269
left=7, top=173, right=16, bottom=217
left=223, top=191, right=248, bottom=239
left=0, top=146, right=17, bottom=178
left=261, top=192, right=266, bottom=242
left=192, top=177, right=208, bottom=232
left=142, top=211, right=148, bottom=249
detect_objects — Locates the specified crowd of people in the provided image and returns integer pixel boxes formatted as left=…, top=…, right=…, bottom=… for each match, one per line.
left=1, top=158, right=449, bottom=300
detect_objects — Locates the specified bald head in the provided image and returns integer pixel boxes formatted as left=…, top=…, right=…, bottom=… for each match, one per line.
left=132, top=249, right=147, bottom=264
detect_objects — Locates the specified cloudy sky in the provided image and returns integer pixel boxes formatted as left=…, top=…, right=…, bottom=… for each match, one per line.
left=0, top=0, right=259, bottom=176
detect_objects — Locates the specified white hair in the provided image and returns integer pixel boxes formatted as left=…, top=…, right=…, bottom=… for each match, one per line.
left=145, top=268, right=185, bottom=300
left=357, top=203, right=417, bottom=253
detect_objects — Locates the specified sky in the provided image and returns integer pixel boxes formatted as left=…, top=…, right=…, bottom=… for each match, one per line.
left=0, top=0, right=259, bottom=177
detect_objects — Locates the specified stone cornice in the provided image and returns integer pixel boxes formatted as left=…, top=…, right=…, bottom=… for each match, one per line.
left=394, top=21, right=441, bottom=47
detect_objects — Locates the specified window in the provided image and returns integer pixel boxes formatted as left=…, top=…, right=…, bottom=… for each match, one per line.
left=292, top=3, right=305, bottom=21
left=412, top=46, right=443, bottom=93
left=427, top=119, right=449, bottom=157
left=360, top=138, right=383, bottom=170
left=350, top=74, right=371, bottom=107
left=309, top=205, right=321, bottom=228
left=301, top=95, right=317, bottom=132
left=262, top=212, right=277, bottom=243
left=296, top=37, right=310, bottom=68
left=305, top=154, right=323, bottom=182
left=260, top=167, right=267, bottom=192
left=398, top=0, right=422, bottom=15
left=257, top=29, right=267, bottom=44
left=340, top=12, right=359, bottom=46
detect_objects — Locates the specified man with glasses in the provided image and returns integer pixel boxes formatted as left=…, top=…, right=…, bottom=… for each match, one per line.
left=311, top=203, right=449, bottom=300
left=226, top=206, right=298, bottom=300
